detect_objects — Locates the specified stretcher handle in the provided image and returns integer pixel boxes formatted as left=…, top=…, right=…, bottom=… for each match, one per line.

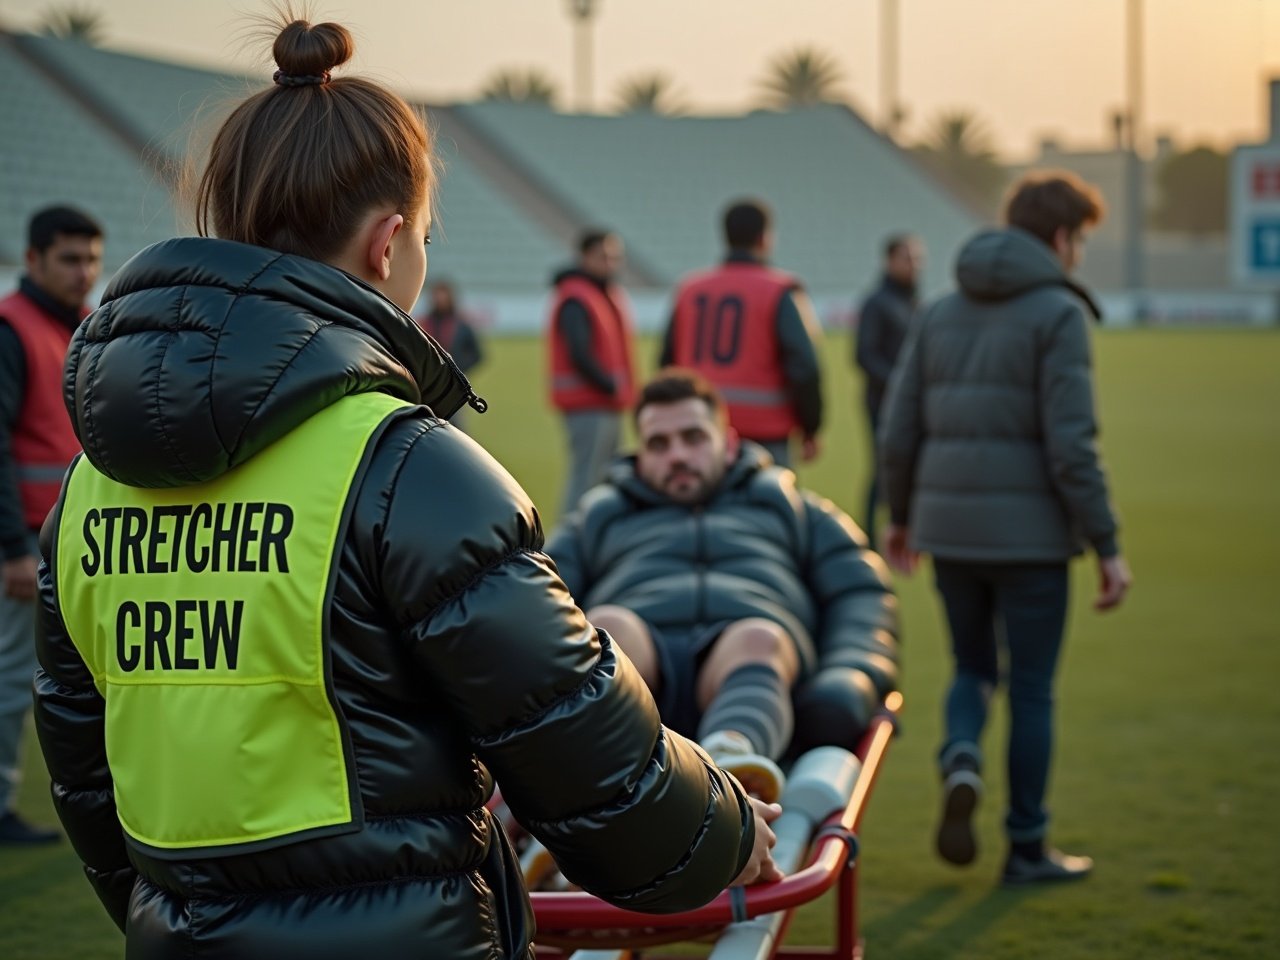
left=531, top=693, right=901, bottom=931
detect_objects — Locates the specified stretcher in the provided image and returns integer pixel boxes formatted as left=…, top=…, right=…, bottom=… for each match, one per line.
left=524, top=691, right=903, bottom=960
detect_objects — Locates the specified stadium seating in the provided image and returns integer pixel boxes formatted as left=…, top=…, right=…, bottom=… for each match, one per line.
left=0, top=31, right=981, bottom=313
left=451, top=101, right=980, bottom=298
left=0, top=33, right=177, bottom=269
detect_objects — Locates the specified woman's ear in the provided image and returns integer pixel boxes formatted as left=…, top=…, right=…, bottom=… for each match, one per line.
left=366, top=213, right=405, bottom=280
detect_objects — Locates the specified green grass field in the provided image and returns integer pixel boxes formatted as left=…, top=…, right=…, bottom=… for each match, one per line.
left=4, top=330, right=1278, bottom=959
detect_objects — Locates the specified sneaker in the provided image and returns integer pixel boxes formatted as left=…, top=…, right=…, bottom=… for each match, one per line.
left=1001, top=847, right=1094, bottom=886
left=935, top=768, right=982, bottom=866
left=0, top=811, right=61, bottom=846
left=700, top=730, right=786, bottom=804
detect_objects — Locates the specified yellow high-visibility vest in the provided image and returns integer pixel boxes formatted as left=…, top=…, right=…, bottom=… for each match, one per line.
left=56, top=392, right=408, bottom=855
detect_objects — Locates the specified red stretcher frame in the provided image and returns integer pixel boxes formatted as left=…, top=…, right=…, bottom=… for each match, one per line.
left=531, top=690, right=904, bottom=960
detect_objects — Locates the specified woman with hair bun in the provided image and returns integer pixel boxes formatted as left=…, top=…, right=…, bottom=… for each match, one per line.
left=33, top=15, right=777, bottom=958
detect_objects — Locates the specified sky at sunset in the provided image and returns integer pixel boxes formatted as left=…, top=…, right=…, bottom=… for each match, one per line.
left=3, top=0, right=1279, bottom=159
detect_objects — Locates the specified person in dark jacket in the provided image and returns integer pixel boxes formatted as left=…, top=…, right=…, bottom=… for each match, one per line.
left=415, top=278, right=485, bottom=431
left=878, top=171, right=1133, bottom=886
left=548, top=230, right=637, bottom=518
left=0, top=205, right=102, bottom=846
left=659, top=200, right=824, bottom=469
left=548, top=369, right=898, bottom=803
left=33, top=17, right=776, bottom=960
left=854, top=233, right=922, bottom=548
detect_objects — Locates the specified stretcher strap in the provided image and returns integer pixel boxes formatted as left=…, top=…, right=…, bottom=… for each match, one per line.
left=814, top=825, right=860, bottom=867
left=730, top=885, right=750, bottom=924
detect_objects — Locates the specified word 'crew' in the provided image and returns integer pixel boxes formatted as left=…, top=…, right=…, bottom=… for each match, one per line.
left=116, top=599, right=243, bottom=672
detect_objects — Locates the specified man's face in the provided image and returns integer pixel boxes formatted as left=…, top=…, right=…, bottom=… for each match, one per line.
left=886, top=239, right=923, bottom=285
left=581, top=235, right=624, bottom=282
left=26, top=233, right=103, bottom=311
left=635, top=397, right=737, bottom=505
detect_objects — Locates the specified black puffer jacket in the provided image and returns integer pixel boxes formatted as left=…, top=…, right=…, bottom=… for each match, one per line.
left=33, top=238, right=754, bottom=959
left=879, top=227, right=1119, bottom=561
left=545, top=448, right=899, bottom=748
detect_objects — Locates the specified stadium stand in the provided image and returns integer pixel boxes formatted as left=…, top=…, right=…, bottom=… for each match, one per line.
left=0, top=31, right=982, bottom=325
left=450, top=101, right=982, bottom=298
left=11, top=32, right=250, bottom=174
left=420, top=109, right=567, bottom=293
left=0, top=32, right=177, bottom=270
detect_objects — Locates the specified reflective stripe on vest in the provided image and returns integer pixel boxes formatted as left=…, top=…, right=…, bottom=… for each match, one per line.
left=16, top=463, right=72, bottom=484
left=718, top=386, right=790, bottom=407
left=55, top=392, right=408, bottom=855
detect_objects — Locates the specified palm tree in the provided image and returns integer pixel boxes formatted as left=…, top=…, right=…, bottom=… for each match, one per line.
left=757, top=47, right=844, bottom=109
left=479, top=68, right=560, bottom=107
left=614, top=73, right=686, bottom=115
left=913, top=109, right=1008, bottom=211
left=39, top=4, right=106, bottom=44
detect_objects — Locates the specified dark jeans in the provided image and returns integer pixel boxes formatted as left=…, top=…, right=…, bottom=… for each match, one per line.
left=933, top=559, right=1069, bottom=843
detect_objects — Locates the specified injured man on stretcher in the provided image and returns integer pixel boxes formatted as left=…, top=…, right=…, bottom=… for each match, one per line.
left=545, top=368, right=900, bottom=806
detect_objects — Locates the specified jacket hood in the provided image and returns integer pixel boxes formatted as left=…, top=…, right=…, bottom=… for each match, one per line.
left=954, top=228, right=1102, bottom=320
left=609, top=440, right=774, bottom=506
left=66, top=237, right=480, bottom=488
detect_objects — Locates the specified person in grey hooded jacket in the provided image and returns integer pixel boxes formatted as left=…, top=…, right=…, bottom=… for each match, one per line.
left=878, top=171, right=1132, bottom=886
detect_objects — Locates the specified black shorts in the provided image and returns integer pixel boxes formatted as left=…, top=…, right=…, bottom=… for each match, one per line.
left=647, top=619, right=732, bottom=737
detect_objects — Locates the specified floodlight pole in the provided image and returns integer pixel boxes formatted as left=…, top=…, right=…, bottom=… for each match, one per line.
left=881, top=0, right=900, bottom=138
left=1125, top=0, right=1146, bottom=300
left=568, top=0, right=600, bottom=113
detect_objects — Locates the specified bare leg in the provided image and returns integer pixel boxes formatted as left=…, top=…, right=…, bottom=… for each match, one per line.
left=586, top=605, right=661, bottom=692
left=697, top=618, right=799, bottom=709
left=695, top=618, right=799, bottom=802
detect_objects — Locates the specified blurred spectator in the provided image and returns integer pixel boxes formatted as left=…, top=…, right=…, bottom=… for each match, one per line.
left=547, top=229, right=636, bottom=518
left=878, top=170, right=1132, bottom=885
left=0, top=205, right=102, bottom=845
left=416, top=279, right=485, bottom=431
left=854, top=233, right=924, bottom=548
left=661, top=199, right=823, bottom=469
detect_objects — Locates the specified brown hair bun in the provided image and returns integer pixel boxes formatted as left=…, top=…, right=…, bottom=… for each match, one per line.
left=196, top=12, right=432, bottom=262
left=273, top=19, right=353, bottom=78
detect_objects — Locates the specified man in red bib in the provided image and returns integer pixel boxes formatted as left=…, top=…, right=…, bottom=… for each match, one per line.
left=547, top=230, right=637, bottom=517
left=0, top=205, right=102, bottom=845
left=661, top=199, right=823, bottom=468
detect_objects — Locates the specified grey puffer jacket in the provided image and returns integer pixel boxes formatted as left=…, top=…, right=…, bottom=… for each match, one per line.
left=878, top=227, right=1119, bottom=562
left=546, top=446, right=899, bottom=748
left=33, top=238, right=755, bottom=960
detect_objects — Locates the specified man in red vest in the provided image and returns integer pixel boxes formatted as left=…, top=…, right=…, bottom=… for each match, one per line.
left=0, top=206, right=102, bottom=845
left=547, top=229, right=636, bottom=518
left=661, top=199, right=823, bottom=468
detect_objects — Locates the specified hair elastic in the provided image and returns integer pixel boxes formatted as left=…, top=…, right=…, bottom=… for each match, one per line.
left=273, top=69, right=331, bottom=87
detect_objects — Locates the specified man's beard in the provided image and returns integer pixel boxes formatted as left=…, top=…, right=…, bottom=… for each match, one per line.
left=664, top=465, right=709, bottom=503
